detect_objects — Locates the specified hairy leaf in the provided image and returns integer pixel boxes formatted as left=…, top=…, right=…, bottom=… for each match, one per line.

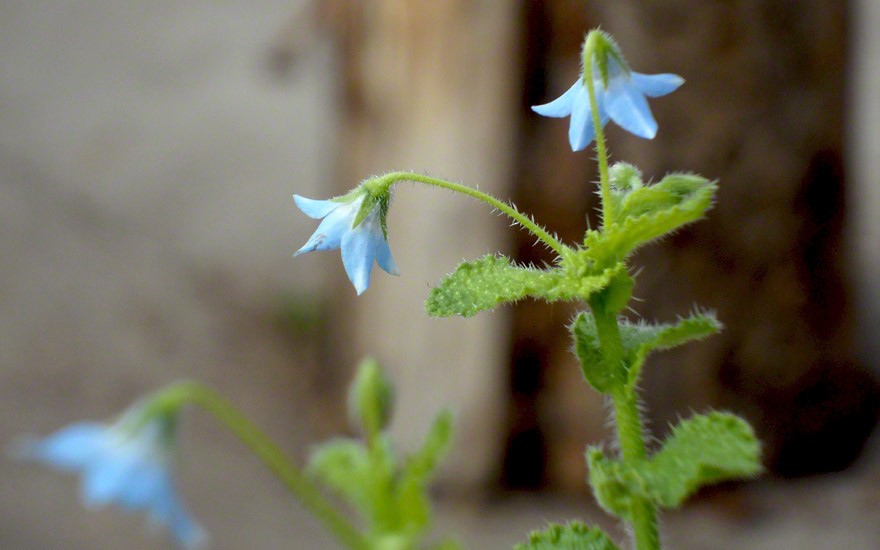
left=426, top=255, right=619, bottom=317
left=642, top=412, right=762, bottom=507
left=586, top=173, right=716, bottom=267
left=620, top=311, right=721, bottom=389
left=586, top=447, right=640, bottom=520
left=572, top=311, right=721, bottom=392
left=571, top=312, right=624, bottom=393
left=516, top=521, right=619, bottom=550
left=587, top=413, right=761, bottom=515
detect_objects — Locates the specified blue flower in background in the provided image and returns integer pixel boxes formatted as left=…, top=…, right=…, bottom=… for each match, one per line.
left=532, top=59, right=683, bottom=151
left=294, top=194, right=399, bottom=295
left=16, top=418, right=206, bottom=549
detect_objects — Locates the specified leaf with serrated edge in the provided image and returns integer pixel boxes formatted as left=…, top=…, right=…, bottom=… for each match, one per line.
left=587, top=174, right=716, bottom=267
left=587, top=413, right=760, bottom=514
left=642, top=412, right=762, bottom=508
left=426, top=255, right=619, bottom=317
left=516, top=521, right=620, bottom=550
left=572, top=311, right=720, bottom=393
left=621, top=311, right=721, bottom=389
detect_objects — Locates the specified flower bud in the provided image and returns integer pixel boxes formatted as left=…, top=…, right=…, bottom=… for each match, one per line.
left=348, top=357, right=395, bottom=436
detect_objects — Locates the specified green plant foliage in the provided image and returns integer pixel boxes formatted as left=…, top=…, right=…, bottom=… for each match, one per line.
left=394, top=411, right=454, bottom=533
left=571, top=311, right=721, bottom=393
left=571, top=314, right=623, bottom=393
left=586, top=172, right=717, bottom=268
left=587, top=412, right=761, bottom=518
left=307, top=409, right=453, bottom=548
left=619, top=312, right=721, bottom=389
left=641, top=412, right=762, bottom=508
left=586, top=447, right=641, bottom=521
left=348, top=357, right=395, bottom=437
left=516, top=521, right=620, bottom=550
left=307, top=438, right=393, bottom=521
left=426, top=255, right=620, bottom=317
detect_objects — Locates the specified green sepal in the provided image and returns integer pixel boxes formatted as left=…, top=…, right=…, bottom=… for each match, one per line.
left=586, top=172, right=717, bottom=268
left=516, top=521, right=620, bottom=550
left=571, top=310, right=720, bottom=393
left=587, top=412, right=761, bottom=516
left=642, top=412, right=762, bottom=508
left=352, top=189, right=391, bottom=239
left=582, top=29, right=629, bottom=88
left=426, top=255, right=622, bottom=317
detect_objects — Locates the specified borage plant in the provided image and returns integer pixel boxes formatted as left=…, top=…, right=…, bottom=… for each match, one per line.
left=16, top=29, right=761, bottom=550
left=294, top=30, right=762, bottom=550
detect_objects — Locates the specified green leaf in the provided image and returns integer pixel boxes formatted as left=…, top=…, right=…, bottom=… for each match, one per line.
left=586, top=447, right=640, bottom=521
left=426, top=255, right=619, bottom=317
left=588, top=413, right=760, bottom=514
left=516, top=521, right=620, bottom=550
left=619, top=311, right=721, bottom=389
left=306, top=438, right=375, bottom=516
left=642, top=412, right=762, bottom=508
left=514, top=521, right=617, bottom=550
left=587, top=173, right=717, bottom=267
left=404, top=410, right=454, bottom=481
left=395, top=410, right=454, bottom=531
left=572, top=311, right=721, bottom=393
left=571, top=312, right=625, bottom=393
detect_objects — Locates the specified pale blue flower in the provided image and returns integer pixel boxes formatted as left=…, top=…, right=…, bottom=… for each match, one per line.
left=294, top=193, right=399, bottom=295
left=532, top=58, right=683, bottom=151
left=16, top=418, right=206, bottom=549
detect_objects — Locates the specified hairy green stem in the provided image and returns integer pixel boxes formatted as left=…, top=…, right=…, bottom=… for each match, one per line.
left=150, top=382, right=369, bottom=550
left=369, top=171, right=569, bottom=257
left=583, top=34, right=614, bottom=229
left=589, top=306, right=660, bottom=550
left=611, top=389, right=659, bottom=550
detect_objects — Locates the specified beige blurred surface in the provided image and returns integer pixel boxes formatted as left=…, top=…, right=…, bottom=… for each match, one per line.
left=2, top=1, right=880, bottom=549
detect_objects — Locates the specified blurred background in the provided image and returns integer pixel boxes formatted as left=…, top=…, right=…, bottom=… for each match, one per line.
left=2, top=1, right=879, bottom=548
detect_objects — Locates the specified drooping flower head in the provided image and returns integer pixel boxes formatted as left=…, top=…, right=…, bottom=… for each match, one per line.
left=15, top=405, right=206, bottom=549
left=294, top=187, right=399, bottom=295
left=532, top=30, right=684, bottom=151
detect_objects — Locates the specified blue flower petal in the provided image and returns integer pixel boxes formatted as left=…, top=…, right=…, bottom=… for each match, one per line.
left=149, top=477, right=208, bottom=550
left=531, top=81, right=579, bottom=118
left=293, top=195, right=339, bottom=219
left=341, top=220, right=383, bottom=295
left=293, top=192, right=396, bottom=294
left=294, top=201, right=356, bottom=255
left=631, top=72, right=684, bottom=98
left=116, top=460, right=166, bottom=510
left=604, top=78, right=658, bottom=139
left=376, top=239, right=399, bottom=276
left=18, top=423, right=105, bottom=470
left=81, top=446, right=144, bottom=506
left=19, top=417, right=205, bottom=549
left=569, top=83, right=599, bottom=152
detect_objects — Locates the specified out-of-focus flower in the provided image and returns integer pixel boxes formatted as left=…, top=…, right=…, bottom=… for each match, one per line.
left=532, top=58, right=683, bottom=151
left=16, top=416, right=206, bottom=549
left=294, top=193, right=399, bottom=295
